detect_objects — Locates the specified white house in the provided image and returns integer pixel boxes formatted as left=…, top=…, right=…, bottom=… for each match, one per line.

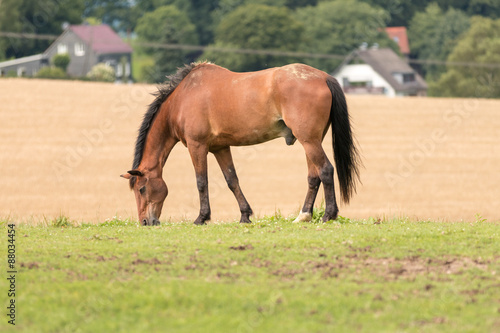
left=333, top=47, right=427, bottom=97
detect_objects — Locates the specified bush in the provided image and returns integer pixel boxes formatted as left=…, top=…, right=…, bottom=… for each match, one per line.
left=86, top=63, right=115, bottom=82
left=35, top=66, right=68, bottom=79
left=53, top=54, right=70, bottom=72
left=5, top=70, right=17, bottom=77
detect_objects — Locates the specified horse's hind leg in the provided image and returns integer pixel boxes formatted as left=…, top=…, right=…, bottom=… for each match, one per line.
left=300, top=141, right=339, bottom=222
left=187, top=142, right=211, bottom=225
left=293, top=156, right=320, bottom=223
left=213, top=147, right=253, bottom=223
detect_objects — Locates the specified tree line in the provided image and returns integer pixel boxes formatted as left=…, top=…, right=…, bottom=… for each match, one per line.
left=0, top=0, right=499, bottom=98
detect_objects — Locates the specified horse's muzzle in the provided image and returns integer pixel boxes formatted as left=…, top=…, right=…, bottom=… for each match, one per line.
left=141, top=218, right=160, bottom=226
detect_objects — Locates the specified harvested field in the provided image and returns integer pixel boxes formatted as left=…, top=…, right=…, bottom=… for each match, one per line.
left=0, top=78, right=499, bottom=222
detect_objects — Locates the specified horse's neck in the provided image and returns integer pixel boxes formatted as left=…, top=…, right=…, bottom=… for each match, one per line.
left=141, top=112, right=175, bottom=174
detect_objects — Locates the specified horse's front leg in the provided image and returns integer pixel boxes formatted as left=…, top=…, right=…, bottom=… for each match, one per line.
left=213, top=147, right=253, bottom=223
left=187, top=142, right=211, bottom=225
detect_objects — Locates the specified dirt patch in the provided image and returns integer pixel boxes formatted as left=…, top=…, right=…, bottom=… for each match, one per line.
left=229, top=244, right=254, bottom=251
left=131, top=258, right=162, bottom=265
left=19, top=262, right=40, bottom=269
left=66, top=270, right=88, bottom=281
left=95, top=255, right=118, bottom=262
left=270, top=256, right=495, bottom=281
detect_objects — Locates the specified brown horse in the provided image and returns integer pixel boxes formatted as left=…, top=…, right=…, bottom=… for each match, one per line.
left=121, top=62, right=360, bottom=226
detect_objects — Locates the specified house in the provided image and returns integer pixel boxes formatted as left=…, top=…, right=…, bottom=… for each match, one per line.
left=385, top=27, right=410, bottom=58
left=0, top=24, right=133, bottom=81
left=333, top=47, right=427, bottom=97
left=0, top=54, right=49, bottom=77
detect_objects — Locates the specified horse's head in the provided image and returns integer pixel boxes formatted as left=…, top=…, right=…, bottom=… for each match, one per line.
left=121, top=169, right=167, bottom=226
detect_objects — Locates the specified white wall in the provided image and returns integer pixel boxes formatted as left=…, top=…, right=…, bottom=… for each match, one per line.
left=334, top=64, right=396, bottom=97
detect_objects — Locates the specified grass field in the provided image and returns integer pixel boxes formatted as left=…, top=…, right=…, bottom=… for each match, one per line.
left=2, top=215, right=499, bottom=332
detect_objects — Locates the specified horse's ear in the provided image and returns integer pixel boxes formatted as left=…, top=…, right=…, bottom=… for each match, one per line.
left=120, top=170, right=143, bottom=179
left=127, top=169, right=144, bottom=177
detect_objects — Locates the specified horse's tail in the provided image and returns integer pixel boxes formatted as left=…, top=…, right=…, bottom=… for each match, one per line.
left=326, top=76, right=361, bottom=204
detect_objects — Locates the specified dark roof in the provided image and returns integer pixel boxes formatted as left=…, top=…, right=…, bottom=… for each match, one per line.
left=344, top=48, right=427, bottom=93
left=69, top=24, right=133, bottom=54
left=385, top=27, right=410, bottom=54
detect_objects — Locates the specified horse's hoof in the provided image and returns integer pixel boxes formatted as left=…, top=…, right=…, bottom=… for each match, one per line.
left=322, top=213, right=338, bottom=222
left=293, top=211, right=312, bottom=223
left=193, top=218, right=207, bottom=225
left=239, top=218, right=252, bottom=224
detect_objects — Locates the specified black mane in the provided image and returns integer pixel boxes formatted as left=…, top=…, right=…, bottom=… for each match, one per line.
left=129, top=62, right=200, bottom=188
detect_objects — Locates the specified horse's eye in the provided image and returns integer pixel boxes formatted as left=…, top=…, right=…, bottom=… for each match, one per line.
left=139, top=186, right=146, bottom=195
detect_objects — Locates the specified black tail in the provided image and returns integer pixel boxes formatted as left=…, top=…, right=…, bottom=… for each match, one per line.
left=326, top=77, right=361, bottom=204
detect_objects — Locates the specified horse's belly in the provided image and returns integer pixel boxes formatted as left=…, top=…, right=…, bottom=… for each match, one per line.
left=209, top=119, right=294, bottom=148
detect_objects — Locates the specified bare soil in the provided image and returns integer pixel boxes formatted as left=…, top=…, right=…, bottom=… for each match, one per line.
left=1, top=78, right=499, bottom=222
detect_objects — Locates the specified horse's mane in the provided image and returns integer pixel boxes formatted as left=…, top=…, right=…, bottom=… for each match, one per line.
left=129, top=62, right=202, bottom=189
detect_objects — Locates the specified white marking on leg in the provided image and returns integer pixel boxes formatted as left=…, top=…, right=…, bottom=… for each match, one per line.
left=293, top=211, right=312, bottom=223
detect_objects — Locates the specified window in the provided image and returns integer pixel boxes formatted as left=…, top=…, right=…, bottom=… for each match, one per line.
left=17, top=67, right=26, bottom=77
left=393, top=72, right=416, bottom=84
left=116, top=63, right=123, bottom=77
left=125, top=62, right=130, bottom=77
left=392, top=72, right=403, bottom=84
left=57, top=43, right=68, bottom=54
left=74, top=43, right=85, bottom=56
left=403, top=73, right=415, bottom=83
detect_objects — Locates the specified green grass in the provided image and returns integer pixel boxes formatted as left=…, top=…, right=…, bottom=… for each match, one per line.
left=1, top=214, right=499, bottom=332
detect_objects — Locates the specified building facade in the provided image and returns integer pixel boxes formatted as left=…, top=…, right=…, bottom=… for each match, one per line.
left=333, top=47, right=427, bottom=97
left=0, top=24, right=133, bottom=81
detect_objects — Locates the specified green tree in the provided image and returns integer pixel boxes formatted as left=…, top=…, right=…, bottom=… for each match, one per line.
left=0, top=0, right=23, bottom=60
left=0, top=0, right=84, bottom=60
left=210, top=0, right=315, bottom=33
left=285, top=0, right=317, bottom=9
left=437, top=0, right=500, bottom=18
left=408, top=3, right=470, bottom=80
left=53, top=54, right=70, bottom=72
left=466, top=0, right=500, bottom=18
left=133, top=0, right=219, bottom=45
left=430, top=17, right=500, bottom=98
left=83, top=0, right=140, bottom=32
left=201, top=4, right=304, bottom=71
left=295, top=0, right=397, bottom=72
left=135, top=5, right=199, bottom=82
left=361, top=0, right=432, bottom=27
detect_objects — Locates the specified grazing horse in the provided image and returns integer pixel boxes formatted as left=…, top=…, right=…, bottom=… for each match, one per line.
left=121, top=62, right=361, bottom=226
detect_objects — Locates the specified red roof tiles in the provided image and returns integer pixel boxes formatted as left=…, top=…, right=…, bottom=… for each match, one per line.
left=70, top=24, right=132, bottom=54
left=385, top=27, right=410, bottom=55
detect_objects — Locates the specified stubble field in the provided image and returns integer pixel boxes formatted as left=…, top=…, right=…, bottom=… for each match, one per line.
left=0, top=78, right=499, bottom=223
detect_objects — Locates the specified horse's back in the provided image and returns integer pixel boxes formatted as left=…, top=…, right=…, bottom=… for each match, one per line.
left=169, top=63, right=333, bottom=147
